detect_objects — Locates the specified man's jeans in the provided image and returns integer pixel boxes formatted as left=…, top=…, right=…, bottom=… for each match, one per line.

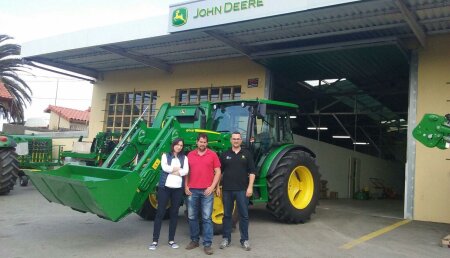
left=222, top=190, right=249, bottom=244
left=186, top=188, right=214, bottom=247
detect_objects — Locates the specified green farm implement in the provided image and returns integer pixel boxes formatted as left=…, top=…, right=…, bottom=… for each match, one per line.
left=0, top=134, right=61, bottom=194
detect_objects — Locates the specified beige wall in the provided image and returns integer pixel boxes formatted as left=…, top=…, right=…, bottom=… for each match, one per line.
left=48, top=112, right=70, bottom=130
left=294, top=135, right=404, bottom=199
left=51, top=138, right=81, bottom=160
left=89, top=57, right=267, bottom=139
left=414, top=35, right=450, bottom=223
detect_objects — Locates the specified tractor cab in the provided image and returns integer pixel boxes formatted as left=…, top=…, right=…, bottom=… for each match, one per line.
left=211, top=100, right=298, bottom=163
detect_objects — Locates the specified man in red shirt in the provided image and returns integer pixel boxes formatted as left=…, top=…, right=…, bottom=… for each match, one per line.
left=185, top=133, right=221, bottom=255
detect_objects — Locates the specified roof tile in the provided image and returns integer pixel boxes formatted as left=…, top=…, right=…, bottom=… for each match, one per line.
left=0, top=81, right=13, bottom=100
left=44, top=105, right=90, bottom=123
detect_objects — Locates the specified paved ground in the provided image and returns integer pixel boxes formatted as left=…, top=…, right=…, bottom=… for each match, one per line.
left=1, top=185, right=450, bottom=258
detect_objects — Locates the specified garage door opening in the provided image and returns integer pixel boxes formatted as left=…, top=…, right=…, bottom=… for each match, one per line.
left=264, top=43, right=410, bottom=218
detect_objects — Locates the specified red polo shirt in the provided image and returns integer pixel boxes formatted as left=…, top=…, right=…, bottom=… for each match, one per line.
left=187, top=148, right=221, bottom=189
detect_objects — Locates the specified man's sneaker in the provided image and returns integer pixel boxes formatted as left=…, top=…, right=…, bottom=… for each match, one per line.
left=168, top=241, right=179, bottom=249
left=219, top=238, right=230, bottom=249
left=241, top=240, right=251, bottom=251
left=148, top=242, right=158, bottom=250
left=204, top=246, right=213, bottom=255
left=185, top=241, right=199, bottom=250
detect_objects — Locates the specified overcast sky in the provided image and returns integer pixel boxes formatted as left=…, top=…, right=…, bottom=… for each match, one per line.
left=0, top=0, right=180, bottom=128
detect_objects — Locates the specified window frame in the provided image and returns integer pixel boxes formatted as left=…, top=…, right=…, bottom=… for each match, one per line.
left=175, top=86, right=241, bottom=105
left=104, top=90, right=157, bottom=133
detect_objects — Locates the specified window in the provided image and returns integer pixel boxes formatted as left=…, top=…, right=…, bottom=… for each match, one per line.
left=104, top=91, right=157, bottom=133
left=176, top=86, right=241, bottom=105
left=211, top=104, right=251, bottom=142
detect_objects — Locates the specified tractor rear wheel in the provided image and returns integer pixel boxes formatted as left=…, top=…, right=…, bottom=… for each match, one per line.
left=137, top=193, right=170, bottom=220
left=267, top=150, right=320, bottom=223
left=0, top=148, right=20, bottom=195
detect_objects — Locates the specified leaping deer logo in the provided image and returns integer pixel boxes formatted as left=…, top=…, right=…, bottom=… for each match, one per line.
left=174, top=10, right=186, bottom=23
left=172, top=8, right=188, bottom=26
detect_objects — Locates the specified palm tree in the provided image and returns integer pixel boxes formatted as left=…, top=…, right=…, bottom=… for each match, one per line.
left=0, top=34, right=32, bottom=123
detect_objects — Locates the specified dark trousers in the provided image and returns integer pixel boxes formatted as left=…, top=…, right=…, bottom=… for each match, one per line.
left=152, top=186, right=184, bottom=242
left=222, top=190, right=249, bottom=243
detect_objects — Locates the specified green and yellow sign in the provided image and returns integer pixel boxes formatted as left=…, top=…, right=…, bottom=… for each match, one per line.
left=193, top=0, right=264, bottom=19
left=172, top=7, right=188, bottom=26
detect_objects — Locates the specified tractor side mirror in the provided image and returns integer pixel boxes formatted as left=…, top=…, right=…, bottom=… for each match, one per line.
left=256, top=104, right=266, bottom=118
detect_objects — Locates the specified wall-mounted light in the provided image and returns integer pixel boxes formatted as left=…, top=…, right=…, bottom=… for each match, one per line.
left=353, top=142, right=370, bottom=145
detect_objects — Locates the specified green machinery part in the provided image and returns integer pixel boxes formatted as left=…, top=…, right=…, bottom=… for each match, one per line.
left=60, top=131, right=121, bottom=166
left=12, top=135, right=61, bottom=169
left=1, top=134, right=61, bottom=194
left=413, top=114, right=450, bottom=149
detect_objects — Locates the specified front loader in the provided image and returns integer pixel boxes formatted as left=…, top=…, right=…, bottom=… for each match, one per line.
left=25, top=99, right=320, bottom=228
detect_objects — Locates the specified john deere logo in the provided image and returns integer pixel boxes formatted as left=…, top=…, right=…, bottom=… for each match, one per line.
left=172, top=8, right=188, bottom=26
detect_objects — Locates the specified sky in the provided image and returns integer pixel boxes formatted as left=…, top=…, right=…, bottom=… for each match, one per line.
left=0, top=0, right=181, bottom=129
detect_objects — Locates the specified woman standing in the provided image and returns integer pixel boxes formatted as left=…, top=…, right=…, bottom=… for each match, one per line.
left=149, top=138, right=189, bottom=250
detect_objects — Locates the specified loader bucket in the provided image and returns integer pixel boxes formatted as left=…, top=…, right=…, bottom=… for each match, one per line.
left=24, top=165, right=140, bottom=222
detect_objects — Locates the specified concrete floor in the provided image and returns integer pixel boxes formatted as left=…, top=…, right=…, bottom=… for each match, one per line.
left=1, top=185, right=449, bottom=258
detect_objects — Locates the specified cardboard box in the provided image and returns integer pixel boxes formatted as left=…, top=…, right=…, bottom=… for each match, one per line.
left=441, top=234, right=450, bottom=248
left=72, top=141, right=92, bottom=154
left=329, top=191, right=338, bottom=199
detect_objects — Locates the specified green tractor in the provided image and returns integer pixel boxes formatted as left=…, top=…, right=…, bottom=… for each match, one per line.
left=25, top=99, right=320, bottom=228
left=0, top=134, right=20, bottom=195
left=0, top=134, right=63, bottom=194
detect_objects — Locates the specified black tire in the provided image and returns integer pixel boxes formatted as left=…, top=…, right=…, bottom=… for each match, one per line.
left=0, top=148, right=20, bottom=195
left=137, top=194, right=170, bottom=220
left=267, top=150, right=320, bottom=223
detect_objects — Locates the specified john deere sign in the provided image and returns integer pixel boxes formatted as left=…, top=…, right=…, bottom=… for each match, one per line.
left=172, top=8, right=188, bottom=26
left=193, top=0, right=264, bottom=19
left=168, top=0, right=360, bottom=33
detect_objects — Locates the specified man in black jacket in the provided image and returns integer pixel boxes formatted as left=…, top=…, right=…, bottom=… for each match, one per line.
left=218, top=131, right=256, bottom=251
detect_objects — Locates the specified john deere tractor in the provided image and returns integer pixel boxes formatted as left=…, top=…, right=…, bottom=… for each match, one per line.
left=0, top=135, right=20, bottom=195
left=25, top=99, right=320, bottom=229
left=1, top=134, right=62, bottom=194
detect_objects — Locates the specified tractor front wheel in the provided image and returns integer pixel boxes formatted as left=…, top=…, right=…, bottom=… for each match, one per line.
left=137, top=193, right=170, bottom=220
left=0, top=148, right=20, bottom=195
left=212, top=193, right=238, bottom=235
left=267, top=150, right=320, bottom=223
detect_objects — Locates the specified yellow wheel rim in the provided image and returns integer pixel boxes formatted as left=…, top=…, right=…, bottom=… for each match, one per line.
left=288, top=166, right=314, bottom=209
left=212, top=194, right=224, bottom=224
left=148, top=193, right=170, bottom=209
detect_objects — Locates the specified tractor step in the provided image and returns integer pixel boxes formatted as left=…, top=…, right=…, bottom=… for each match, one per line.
left=24, top=164, right=140, bottom=221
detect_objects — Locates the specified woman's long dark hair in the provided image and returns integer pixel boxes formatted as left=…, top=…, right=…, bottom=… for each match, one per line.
left=170, top=138, right=185, bottom=156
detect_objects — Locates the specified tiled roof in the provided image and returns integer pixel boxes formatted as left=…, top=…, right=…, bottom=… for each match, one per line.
left=44, top=105, right=90, bottom=123
left=0, top=81, right=13, bottom=101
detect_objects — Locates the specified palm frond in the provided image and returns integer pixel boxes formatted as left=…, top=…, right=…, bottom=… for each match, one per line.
left=0, top=35, right=32, bottom=122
